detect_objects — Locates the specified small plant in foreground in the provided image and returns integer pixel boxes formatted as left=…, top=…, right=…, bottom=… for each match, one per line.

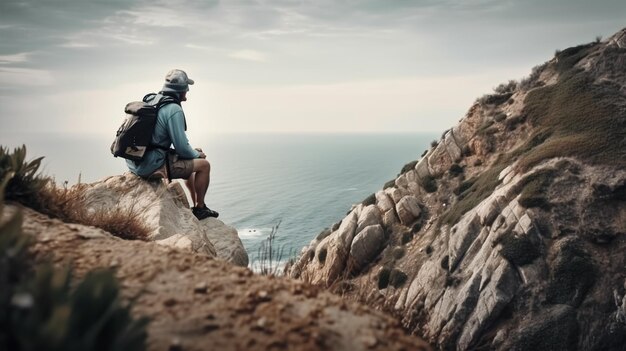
left=256, top=220, right=293, bottom=276
left=0, top=145, right=49, bottom=207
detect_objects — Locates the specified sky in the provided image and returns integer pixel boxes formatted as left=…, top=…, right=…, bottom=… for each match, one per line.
left=0, top=0, right=625, bottom=136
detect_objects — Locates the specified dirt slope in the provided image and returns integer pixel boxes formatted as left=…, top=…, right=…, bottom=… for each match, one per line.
left=21, top=206, right=430, bottom=351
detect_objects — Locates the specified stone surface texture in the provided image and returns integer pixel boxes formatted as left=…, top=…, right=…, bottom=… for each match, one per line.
left=289, top=30, right=626, bottom=351
left=78, top=173, right=249, bottom=267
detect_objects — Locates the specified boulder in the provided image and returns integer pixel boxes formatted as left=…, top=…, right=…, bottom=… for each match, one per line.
left=356, top=205, right=382, bottom=233
left=350, top=224, right=385, bottom=271
left=77, top=173, right=248, bottom=266
left=395, top=195, right=421, bottom=226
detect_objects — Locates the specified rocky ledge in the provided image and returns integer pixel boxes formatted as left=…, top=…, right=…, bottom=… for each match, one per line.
left=77, top=173, right=249, bottom=267
left=289, top=28, right=626, bottom=350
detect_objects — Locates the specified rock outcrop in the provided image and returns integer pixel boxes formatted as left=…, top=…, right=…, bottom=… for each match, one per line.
left=289, top=28, right=626, bottom=350
left=77, top=173, right=249, bottom=267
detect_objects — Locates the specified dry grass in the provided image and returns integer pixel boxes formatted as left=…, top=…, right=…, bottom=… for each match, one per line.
left=37, top=183, right=151, bottom=241
left=519, top=43, right=626, bottom=171
left=1, top=145, right=150, bottom=241
left=440, top=163, right=506, bottom=226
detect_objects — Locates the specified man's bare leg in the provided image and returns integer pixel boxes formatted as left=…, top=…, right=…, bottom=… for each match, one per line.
left=191, top=159, right=210, bottom=208
left=185, top=173, right=197, bottom=206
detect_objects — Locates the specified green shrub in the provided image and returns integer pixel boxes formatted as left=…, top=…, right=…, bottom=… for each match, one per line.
left=479, top=92, right=513, bottom=105
left=518, top=169, right=556, bottom=210
left=0, top=145, right=49, bottom=207
left=519, top=62, right=548, bottom=90
left=448, top=163, right=464, bottom=177
left=377, top=268, right=391, bottom=289
left=498, top=230, right=541, bottom=266
left=493, top=80, right=518, bottom=94
left=361, top=193, right=376, bottom=206
left=546, top=239, right=596, bottom=307
left=383, top=179, right=396, bottom=190
left=421, top=175, right=437, bottom=193
left=399, top=160, right=417, bottom=175
left=389, top=269, right=408, bottom=288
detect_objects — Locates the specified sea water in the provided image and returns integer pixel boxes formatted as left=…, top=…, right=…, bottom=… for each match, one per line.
left=1, top=132, right=437, bottom=267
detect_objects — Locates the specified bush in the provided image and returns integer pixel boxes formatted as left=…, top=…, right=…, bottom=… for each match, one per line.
left=519, top=62, right=549, bottom=90
left=361, top=193, right=376, bottom=206
left=389, top=269, right=407, bottom=288
left=399, top=160, right=417, bottom=175
left=518, top=169, right=556, bottom=210
left=546, top=239, right=596, bottom=307
left=448, top=163, right=464, bottom=177
left=421, top=175, right=437, bottom=193
left=0, top=178, right=148, bottom=351
left=383, top=179, right=396, bottom=190
left=498, top=230, right=541, bottom=266
left=493, top=80, right=518, bottom=94
left=478, top=92, right=513, bottom=105
left=0, top=145, right=49, bottom=207
left=377, top=268, right=391, bottom=289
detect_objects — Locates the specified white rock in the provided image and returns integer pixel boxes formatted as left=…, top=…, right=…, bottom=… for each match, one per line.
left=375, top=190, right=394, bottom=212
left=356, top=205, right=382, bottom=234
left=78, top=173, right=248, bottom=266
left=349, top=224, right=385, bottom=271
left=395, top=195, right=422, bottom=226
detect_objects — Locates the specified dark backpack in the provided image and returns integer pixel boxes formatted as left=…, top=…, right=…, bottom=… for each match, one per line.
left=110, top=93, right=178, bottom=161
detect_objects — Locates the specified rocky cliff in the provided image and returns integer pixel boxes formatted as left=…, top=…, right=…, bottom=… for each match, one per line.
left=289, top=28, right=626, bottom=350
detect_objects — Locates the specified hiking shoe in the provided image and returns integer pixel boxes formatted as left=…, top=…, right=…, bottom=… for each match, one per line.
left=192, top=206, right=219, bottom=220
left=192, top=207, right=212, bottom=220
left=200, top=204, right=219, bottom=218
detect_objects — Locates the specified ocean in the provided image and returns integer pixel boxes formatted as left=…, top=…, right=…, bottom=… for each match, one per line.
left=1, top=132, right=437, bottom=267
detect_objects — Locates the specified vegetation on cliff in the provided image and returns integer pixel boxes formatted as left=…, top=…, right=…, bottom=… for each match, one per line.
left=1, top=145, right=150, bottom=241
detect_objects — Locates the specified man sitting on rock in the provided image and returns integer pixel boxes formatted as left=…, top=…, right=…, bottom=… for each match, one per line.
left=127, top=69, right=219, bottom=220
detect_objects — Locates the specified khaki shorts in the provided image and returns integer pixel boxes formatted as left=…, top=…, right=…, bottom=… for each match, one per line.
left=168, top=153, right=194, bottom=179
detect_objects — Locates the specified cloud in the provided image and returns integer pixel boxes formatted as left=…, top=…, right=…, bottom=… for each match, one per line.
left=0, top=67, right=54, bottom=87
left=228, top=50, right=267, bottom=62
left=59, top=41, right=97, bottom=49
left=0, top=52, right=31, bottom=64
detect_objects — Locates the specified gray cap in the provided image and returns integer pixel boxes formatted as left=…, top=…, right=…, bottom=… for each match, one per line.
left=161, top=69, right=195, bottom=93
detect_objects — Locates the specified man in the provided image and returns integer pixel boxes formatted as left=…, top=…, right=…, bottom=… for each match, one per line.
left=127, top=69, right=218, bottom=220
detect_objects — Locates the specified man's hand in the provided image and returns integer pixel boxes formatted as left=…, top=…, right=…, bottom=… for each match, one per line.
left=195, top=148, right=206, bottom=158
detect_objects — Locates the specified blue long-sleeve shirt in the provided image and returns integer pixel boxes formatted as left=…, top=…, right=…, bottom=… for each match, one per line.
left=127, top=95, right=200, bottom=177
